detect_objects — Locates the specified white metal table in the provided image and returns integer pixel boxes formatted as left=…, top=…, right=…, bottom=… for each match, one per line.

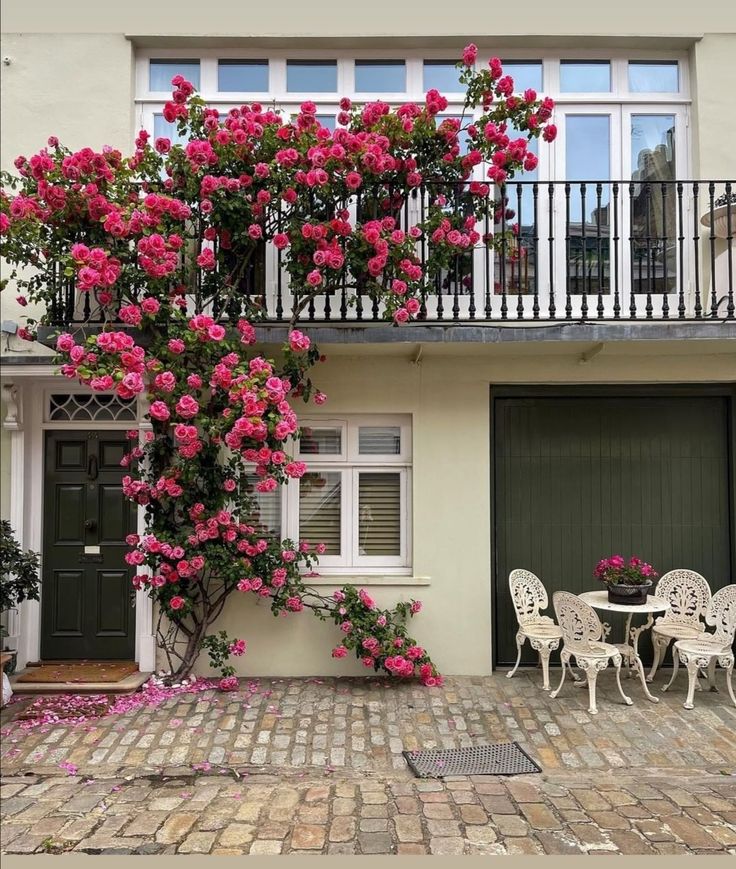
left=579, top=590, right=670, bottom=704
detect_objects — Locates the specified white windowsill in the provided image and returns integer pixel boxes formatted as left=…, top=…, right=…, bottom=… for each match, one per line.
left=299, top=574, right=431, bottom=587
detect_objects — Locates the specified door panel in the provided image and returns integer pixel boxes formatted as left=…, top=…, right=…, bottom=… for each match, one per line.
left=42, top=430, right=136, bottom=660
left=493, top=394, right=733, bottom=667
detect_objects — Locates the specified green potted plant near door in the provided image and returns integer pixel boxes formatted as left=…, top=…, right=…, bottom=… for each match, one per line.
left=1, top=520, right=41, bottom=704
left=594, top=555, right=659, bottom=605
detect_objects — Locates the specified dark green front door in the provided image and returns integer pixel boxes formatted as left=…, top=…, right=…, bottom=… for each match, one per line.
left=41, top=431, right=136, bottom=660
left=493, top=393, right=734, bottom=667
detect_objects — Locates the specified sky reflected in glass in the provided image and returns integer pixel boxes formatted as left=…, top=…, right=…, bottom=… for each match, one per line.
left=560, top=61, right=611, bottom=92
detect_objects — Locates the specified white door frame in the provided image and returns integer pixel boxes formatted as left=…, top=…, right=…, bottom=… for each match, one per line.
left=1, top=367, right=156, bottom=672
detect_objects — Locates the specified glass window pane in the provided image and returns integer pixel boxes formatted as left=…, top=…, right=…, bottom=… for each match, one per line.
left=153, top=114, right=189, bottom=147
left=628, top=61, right=679, bottom=93
left=315, top=114, right=336, bottom=131
left=359, top=426, right=401, bottom=455
left=560, top=61, right=611, bottom=92
left=299, top=426, right=342, bottom=455
left=565, top=115, right=612, bottom=296
left=423, top=61, right=463, bottom=92
left=299, top=472, right=341, bottom=554
left=150, top=60, right=200, bottom=91
left=243, top=475, right=282, bottom=536
left=355, top=60, right=406, bottom=93
left=500, top=61, right=543, bottom=93
left=287, top=60, right=337, bottom=92
left=218, top=60, right=269, bottom=92
left=358, top=473, right=401, bottom=556
left=631, top=115, right=677, bottom=294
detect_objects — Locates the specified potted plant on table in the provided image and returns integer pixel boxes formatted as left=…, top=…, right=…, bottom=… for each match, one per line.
left=1, top=520, right=41, bottom=704
left=594, top=555, right=659, bottom=605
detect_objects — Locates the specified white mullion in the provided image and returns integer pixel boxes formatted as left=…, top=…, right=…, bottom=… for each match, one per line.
left=200, top=57, right=218, bottom=100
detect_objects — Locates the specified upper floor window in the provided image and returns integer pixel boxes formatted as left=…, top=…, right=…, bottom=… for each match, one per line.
left=218, top=59, right=269, bottom=92
left=355, top=60, right=406, bottom=93
left=149, top=59, right=200, bottom=91
left=286, top=60, right=337, bottom=93
left=560, top=60, right=611, bottom=93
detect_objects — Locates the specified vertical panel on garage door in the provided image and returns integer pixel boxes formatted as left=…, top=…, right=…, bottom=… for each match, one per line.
left=493, top=395, right=732, bottom=667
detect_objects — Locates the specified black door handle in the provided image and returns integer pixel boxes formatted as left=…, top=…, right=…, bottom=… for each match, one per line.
left=87, top=455, right=98, bottom=480
left=84, top=519, right=97, bottom=532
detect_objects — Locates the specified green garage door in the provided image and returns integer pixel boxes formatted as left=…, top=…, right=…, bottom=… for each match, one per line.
left=493, top=393, right=734, bottom=667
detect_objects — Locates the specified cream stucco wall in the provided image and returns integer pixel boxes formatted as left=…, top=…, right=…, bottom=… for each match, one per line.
left=185, top=341, right=735, bottom=678
left=1, top=2, right=735, bottom=676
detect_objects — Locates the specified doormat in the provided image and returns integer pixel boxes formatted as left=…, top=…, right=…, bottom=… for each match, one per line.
left=16, top=661, right=138, bottom=684
left=403, top=742, right=542, bottom=778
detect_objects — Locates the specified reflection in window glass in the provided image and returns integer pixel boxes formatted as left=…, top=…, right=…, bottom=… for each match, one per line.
left=628, top=62, right=679, bottom=93
left=631, top=115, right=677, bottom=295
left=359, top=427, right=401, bottom=455
left=358, top=473, right=401, bottom=556
left=299, top=472, right=341, bottom=554
left=500, top=61, right=543, bottom=93
left=153, top=114, right=189, bottom=147
left=315, top=114, right=336, bottom=131
left=560, top=61, right=611, bottom=92
left=218, top=60, right=269, bottom=92
left=244, top=475, right=282, bottom=536
left=299, top=427, right=342, bottom=455
left=423, top=61, right=463, bottom=92
left=495, top=123, right=539, bottom=296
left=565, top=115, right=612, bottom=296
left=150, top=60, right=200, bottom=91
left=355, top=61, right=406, bottom=93
left=287, top=60, right=337, bottom=92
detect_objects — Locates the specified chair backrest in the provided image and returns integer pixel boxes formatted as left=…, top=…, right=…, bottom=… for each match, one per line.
left=508, top=569, right=548, bottom=626
left=655, top=569, right=711, bottom=627
left=552, top=591, right=603, bottom=653
left=705, top=584, right=736, bottom=647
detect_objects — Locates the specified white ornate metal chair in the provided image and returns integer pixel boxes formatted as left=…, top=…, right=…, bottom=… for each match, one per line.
left=663, top=584, right=736, bottom=710
left=550, top=591, right=633, bottom=715
left=647, top=569, right=711, bottom=683
left=506, top=569, right=565, bottom=691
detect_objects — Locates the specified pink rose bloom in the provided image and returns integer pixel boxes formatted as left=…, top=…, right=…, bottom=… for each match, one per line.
left=333, top=590, right=345, bottom=603
left=358, top=589, right=376, bottom=610
left=141, top=297, right=160, bottom=315
left=314, top=392, right=327, bottom=405
left=281, top=550, right=296, bottom=562
left=462, top=43, right=478, bottom=66
left=331, top=645, right=348, bottom=659
left=219, top=676, right=239, bottom=692
left=176, top=395, right=199, bottom=419
left=228, top=639, right=247, bottom=656
left=168, top=338, right=185, bottom=354
left=149, top=401, right=171, bottom=421
left=340, top=621, right=353, bottom=633
left=410, top=600, right=422, bottom=614
left=169, top=596, right=185, bottom=611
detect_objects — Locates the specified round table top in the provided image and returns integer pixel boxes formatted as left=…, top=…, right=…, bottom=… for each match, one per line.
left=579, top=590, right=670, bottom=614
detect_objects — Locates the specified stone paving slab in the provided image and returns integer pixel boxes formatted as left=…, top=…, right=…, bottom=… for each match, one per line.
left=1, top=672, right=735, bottom=855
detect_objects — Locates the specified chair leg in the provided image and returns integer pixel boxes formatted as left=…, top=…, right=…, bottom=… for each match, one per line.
left=683, top=655, right=701, bottom=710
left=549, top=651, right=569, bottom=700
left=613, top=654, right=633, bottom=707
left=507, top=632, right=525, bottom=680
left=662, top=647, right=680, bottom=693
left=538, top=643, right=554, bottom=692
left=706, top=657, right=718, bottom=693
left=723, top=657, right=736, bottom=709
left=647, top=634, right=670, bottom=683
left=586, top=665, right=600, bottom=715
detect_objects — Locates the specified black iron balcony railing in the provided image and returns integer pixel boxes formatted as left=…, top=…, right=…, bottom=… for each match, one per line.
left=48, top=179, right=734, bottom=328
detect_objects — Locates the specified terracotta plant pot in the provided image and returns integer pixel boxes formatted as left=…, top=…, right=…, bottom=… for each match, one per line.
left=606, top=580, right=652, bottom=605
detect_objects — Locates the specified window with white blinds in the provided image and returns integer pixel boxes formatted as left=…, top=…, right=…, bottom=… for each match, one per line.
left=243, top=415, right=411, bottom=573
left=358, top=472, right=401, bottom=556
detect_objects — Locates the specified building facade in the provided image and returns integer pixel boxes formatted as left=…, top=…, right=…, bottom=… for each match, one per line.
left=1, top=1, right=735, bottom=677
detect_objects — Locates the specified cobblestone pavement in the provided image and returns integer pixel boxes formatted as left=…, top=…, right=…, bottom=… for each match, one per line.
left=1, top=671, right=735, bottom=855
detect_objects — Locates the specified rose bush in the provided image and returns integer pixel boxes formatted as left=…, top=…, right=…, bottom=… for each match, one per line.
left=0, top=47, right=555, bottom=684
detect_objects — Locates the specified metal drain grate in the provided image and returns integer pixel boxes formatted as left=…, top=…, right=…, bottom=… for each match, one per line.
left=403, top=742, right=541, bottom=778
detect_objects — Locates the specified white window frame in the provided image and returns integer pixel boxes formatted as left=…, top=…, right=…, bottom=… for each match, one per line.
left=255, top=414, right=412, bottom=575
